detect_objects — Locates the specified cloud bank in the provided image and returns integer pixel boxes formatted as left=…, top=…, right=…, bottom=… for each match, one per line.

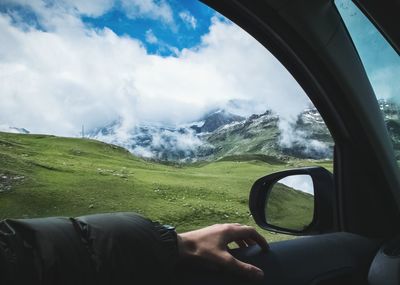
left=121, top=0, right=174, bottom=24
left=0, top=0, right=311, bottom=138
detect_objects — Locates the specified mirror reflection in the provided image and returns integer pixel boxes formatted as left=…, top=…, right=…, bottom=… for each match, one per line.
left=265, top=174, right=314, bottom=231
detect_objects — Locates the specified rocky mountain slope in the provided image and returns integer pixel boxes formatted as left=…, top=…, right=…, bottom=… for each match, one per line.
left=380, top=99, right=400, bottom=159
left=190, top=110, right=244, bottom=133
left=89, top=107, right=334, bottom=162
left=206, top=108, right=333, bottom=160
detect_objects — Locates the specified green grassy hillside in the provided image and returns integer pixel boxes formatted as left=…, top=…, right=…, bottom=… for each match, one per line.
left=206, top=115, right=281, bottom=159
left=266, top=183, right=314, bottom=231
left=0, top=132, right=331, bottom=241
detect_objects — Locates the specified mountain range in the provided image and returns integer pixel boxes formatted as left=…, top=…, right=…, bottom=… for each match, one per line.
left=88, top=107, right=334, bottom=162
left=4, top=99, right=399, bottom=163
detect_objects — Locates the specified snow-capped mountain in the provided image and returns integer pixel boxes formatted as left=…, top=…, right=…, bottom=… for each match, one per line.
left=88, top=108, right=334, bottom=162
left=89, top=119, right=214, bottom=162
left=206, top=109, right=333, bottom=160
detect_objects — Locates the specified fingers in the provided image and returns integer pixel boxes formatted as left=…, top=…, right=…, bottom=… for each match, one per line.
left=179, top=223, right=268, bottom=281
left=225, top=225, right=269, bottom=251
left=222, top=252, right=264, bottom=280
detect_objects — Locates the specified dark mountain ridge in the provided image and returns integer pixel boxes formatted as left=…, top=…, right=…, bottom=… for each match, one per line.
left=191, top=110, right=245, bottom=133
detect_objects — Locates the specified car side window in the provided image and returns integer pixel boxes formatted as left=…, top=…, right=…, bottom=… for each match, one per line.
left=0, top=0, right=333, bottom=241
left=335, top=0, right=400, bottom=163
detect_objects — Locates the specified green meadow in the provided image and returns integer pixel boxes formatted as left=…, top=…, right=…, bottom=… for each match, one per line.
left=0, top=132, right=332, bottom=241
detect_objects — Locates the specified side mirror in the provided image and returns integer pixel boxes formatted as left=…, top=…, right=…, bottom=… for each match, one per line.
left=249, top=167, right=337, bottom=235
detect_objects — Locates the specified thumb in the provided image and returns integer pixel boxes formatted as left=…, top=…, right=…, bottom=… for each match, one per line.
left=223, top=253, right=264, bottom=280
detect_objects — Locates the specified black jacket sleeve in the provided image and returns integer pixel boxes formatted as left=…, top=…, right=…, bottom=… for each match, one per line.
left=0, top=212, right=179, bottom=285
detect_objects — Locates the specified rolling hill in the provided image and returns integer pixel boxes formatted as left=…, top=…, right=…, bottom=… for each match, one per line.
left=0, top=132, right=329, bottom=240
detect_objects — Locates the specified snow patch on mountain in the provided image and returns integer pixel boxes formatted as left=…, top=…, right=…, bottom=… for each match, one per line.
left=0, top=125, right=30, bottom=134
left=89, top=119, right=213, bottom=162
left=88, top=107, right=335, bottom=161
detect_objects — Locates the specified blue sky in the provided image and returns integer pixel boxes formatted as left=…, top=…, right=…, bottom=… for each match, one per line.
left=81, top=1, right=215, bottom=55
left=0, top=0, right=217, bottom=56
left=335, top=0, right=400, bottom=100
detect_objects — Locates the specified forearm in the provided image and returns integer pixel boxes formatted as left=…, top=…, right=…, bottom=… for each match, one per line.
left=0, top=213, right=179, bottom=285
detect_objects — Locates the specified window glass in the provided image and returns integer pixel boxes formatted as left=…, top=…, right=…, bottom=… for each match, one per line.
left=0, top=0, right=333, bottom=241
left=335, top=0, right=400, bottom=161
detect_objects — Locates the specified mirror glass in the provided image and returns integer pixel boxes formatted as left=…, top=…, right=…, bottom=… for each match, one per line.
left=265, top=174, right=314, bottom=231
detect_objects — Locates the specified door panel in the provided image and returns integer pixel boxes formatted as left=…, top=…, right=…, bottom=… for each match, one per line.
left=174, top=233, right=380, bottom=285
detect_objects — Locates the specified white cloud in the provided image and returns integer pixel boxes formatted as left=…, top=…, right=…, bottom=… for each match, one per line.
left=0, top=7, right=312, bottom=138
left=2, top=0, right=175, bottom=29
left=121, top=0, right=174, bottom=24
left=278, top=118, right=331, bottom=158
left=145, top=29, right=158, bottom=44
left=1, top=0, right=113, bottom=27
left=177, top=16, right=310, bottom=119
left=5, top=0, right=114, bottom=17
left=67, top=0, right=115, bottom=17
left=179, top=10, right=197, bottom=29
left=0, top=13, right=146, bottom=135
left=91, top=122, right=207, bottom=161
left=144, top=29, right=179, bottom=55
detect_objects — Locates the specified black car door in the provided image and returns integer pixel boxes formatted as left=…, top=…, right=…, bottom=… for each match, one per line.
left=174, top=0, right=400, bottom=284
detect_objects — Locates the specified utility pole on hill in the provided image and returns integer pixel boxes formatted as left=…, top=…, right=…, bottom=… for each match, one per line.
left=82, top=125, right=85, bottom=139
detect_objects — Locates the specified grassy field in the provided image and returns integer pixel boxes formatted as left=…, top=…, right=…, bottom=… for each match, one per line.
left=0, top=132, right=332, bottom=242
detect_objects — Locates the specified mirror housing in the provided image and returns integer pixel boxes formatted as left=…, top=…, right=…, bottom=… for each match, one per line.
left=249, top=167, right=337, bottom=235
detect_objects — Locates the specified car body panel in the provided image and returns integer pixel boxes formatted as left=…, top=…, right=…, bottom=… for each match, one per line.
left=172, top=0, right=400, bottom=284
left=175, top=233, right=380, bottom=285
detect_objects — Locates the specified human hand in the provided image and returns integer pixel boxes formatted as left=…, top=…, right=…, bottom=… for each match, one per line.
left=177, top=223, right=268, bottom=280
